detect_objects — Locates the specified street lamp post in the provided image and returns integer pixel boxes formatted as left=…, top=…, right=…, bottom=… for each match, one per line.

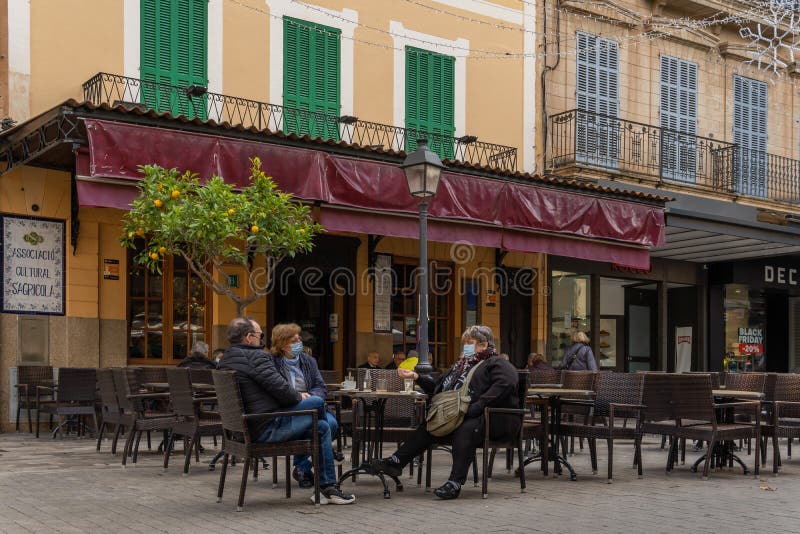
left=401, top=139, right=444, bottom=376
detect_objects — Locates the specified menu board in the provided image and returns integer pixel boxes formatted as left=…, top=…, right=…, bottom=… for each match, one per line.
left=373, top=253, right=392, bottom=332
left=1, top=215, right=65, bottom=315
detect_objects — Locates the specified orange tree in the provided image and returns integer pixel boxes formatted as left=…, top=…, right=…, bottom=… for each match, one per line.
left=121, top=157, right=321, bottom=316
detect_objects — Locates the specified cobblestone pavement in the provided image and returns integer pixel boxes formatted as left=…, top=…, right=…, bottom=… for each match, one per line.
left=1, top=432, right=799, bottom=534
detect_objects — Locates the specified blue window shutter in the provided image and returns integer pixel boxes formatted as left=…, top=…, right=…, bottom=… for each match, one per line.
left=660, top=55, right=697, bottom=182
left=575, top=32, right=618, bottom=166
left=733, top=75, right=768, bottom=197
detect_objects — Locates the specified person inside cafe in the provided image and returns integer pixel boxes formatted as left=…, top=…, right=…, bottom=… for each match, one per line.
left=212, top=348, right=225, bottom=364
left=358, top=351, right=382, bottom=369
left=371, top=325, right=520, bottom=500
left=558, top=331, right=597, bottom=371
left=218, top=317, right=355, bottom=505
left=177, top=341, right=217, bottom=370
left=385, top=351, right=406, bottom=370
left=527, top=352, right=551, bottom=371
left=269, top=322, right=343, bottom=489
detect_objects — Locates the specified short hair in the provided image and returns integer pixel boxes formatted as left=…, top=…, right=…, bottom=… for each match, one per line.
left=270, top=323, right=301, bottom=354
left=461, top=325, right=494, bottom=345
left=572, top=331, right=590, bottom=344
left=528, top=352, right=546, bottom=365
left=227, top=317, right=256, bottom=344
left=190, top=341, right=209, bottom=356
left=394, top=352, right=406, bottom=359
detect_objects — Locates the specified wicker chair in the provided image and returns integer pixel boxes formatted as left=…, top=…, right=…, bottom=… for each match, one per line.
left=112, top=368, right=180, bottom=467
left=96, top=368, right=129, bottom=453
left=164, top=367, right=223, bottom=474
left=319, top=370, right=340, bottom=384
left=212, top=370, right=320, bottom=510
left=529, top=368, right=561, bottom=386
left=684, top=371, right=721, bottom=389
left=36, top=368, right=98, bottom=439
left=560, top=371, right=597, bottom=454
left=15, top=365, right=54, bottom=433
left=559, top=372, right=645, bottom=482
left=762, top=374, right=800, bottom=475
left=139, top=366, right=168, bottom=384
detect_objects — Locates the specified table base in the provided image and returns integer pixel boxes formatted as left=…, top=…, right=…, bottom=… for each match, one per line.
left=689, top=441, right=749, bottom=475
left=338, top=463, right=404, bottom=499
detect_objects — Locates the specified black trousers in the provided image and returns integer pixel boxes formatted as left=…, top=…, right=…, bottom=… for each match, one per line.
left=393, top=416, right=509, bottom=485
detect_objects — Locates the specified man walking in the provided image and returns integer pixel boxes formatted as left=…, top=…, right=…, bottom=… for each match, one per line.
left=219, top=317, right=355, bottom=505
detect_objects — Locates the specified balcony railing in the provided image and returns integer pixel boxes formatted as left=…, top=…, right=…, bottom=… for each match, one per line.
left=82, top=73, right=517, bottom=172
left=547, top=109, right=800, bottom=204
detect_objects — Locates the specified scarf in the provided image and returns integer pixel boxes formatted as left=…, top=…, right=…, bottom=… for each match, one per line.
left=282, top=353, right=304, bottom=389
left=441, top=345, right=496, bottom=391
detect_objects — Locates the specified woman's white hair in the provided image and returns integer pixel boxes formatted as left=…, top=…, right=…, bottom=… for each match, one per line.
left=461, top=325, right=494, bottom=345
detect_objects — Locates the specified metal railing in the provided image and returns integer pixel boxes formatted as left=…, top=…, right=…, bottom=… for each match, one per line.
left=82, top=73, right=518, bottom=172
left=547, top=109, right=800, bottom=204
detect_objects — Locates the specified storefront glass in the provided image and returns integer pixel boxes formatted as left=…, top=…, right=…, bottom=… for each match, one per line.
left=549, top=271, right=592, bottom=363
left=723, top=283, right=766, bottom=371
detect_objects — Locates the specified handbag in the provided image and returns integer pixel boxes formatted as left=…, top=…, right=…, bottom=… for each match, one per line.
left=425, top=361, right=484, bottom=437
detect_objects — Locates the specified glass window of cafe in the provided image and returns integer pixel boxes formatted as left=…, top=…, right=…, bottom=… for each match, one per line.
left=723, top=283, right=766, bottom=371
left=548, top=271, right=592, bottom=363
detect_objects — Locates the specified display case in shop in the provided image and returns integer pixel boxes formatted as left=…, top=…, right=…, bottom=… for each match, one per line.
left=598, top=317, right=620, bottom=368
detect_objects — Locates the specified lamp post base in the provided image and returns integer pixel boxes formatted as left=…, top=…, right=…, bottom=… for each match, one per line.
left=414, top=360, right=434, bottom=376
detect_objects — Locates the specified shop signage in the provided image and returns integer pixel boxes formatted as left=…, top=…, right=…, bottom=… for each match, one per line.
left=764, top=265, right=799, bottom=286
left=1, top=215, right=65, bottom=315
left=103, top=259, right=119, bottom=280
left=737, top=327, right=764, bottom=355
left=675, top=326, right=692, bottom=372
left=611, top=263, right=653, bottom=275
left=373, top=253, right=392, bottom=332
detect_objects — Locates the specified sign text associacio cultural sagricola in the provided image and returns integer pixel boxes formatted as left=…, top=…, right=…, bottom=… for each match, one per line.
left=1, top=214, right=65, bottom=315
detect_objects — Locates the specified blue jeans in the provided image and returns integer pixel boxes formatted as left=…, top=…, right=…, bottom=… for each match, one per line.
left=257, top=396, right=336, bottom=487
left=294, top=410, right=339, bottom=474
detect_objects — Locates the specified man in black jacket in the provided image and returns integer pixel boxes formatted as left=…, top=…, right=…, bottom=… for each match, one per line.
left=218, top=317, right=355, bottom=505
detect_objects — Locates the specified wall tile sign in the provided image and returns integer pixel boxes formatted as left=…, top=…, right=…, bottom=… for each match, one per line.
left=1, top=215, right=66, bottom=315
left=373, top=253, right=392, bottom=333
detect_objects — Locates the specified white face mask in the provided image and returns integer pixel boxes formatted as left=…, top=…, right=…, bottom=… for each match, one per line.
left=462, top=343, right=476, bottom=357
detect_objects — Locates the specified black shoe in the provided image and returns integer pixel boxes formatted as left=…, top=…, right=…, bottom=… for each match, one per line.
left=433, top=481, right=461, bottom=500
left=312, top=485, right=356, bottom=505
left=334, top=451, right=345, bottom=465
left=370, top=457, right=403, bottom=477
left=292, top=466, right=314, bottom=489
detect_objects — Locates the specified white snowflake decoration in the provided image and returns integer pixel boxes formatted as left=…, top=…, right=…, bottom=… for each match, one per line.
left=739, top=1, right=800, bottom=76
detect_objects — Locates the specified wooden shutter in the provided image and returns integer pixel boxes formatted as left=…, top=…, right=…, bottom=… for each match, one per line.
left=733, top=75, right=768, bottom=197
left=140, top=0, right=207, bottom=119
left=405, top=46, right=455, bottom=159
left=660, top=55, right=698, bottom=182
left=283, top=17, right=340, bottom=140
left=575, top=32, right=618, bottom=166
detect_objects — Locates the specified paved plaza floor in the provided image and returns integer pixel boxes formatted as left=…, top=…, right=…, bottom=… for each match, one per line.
left=0, top=432, right=798, bottom=533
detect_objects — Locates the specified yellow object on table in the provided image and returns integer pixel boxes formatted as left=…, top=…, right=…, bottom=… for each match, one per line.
left=399, top=357, right=418, bottom=370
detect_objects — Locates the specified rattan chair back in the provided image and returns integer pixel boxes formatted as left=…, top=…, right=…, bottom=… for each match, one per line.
left=529, top=368, right=561, bottom=385
left=320, top=369, right=340, bottom=383
left=113, top=368, right=140, bottom=413
left=56, top=368, right=97, bottom=403
left=725, top=372, right=766, bottom=393
left=671, top=374, right=715, bottom=423
left=166, top=367, right=196, bottom=417
left=97, top=368, right=119, bottom=413
left=17, top=365, right=54, bottom=389
left=139, top=366, right=168, bottom=384
left=593, top=372, right=644, bottom=418
left=562, top=370, right=597, bottom=390
left=212, top=370, right=251, bottom=441
left=684, top=371, right=720, bottom=389
left=642, top=372, right=678, bottom=421
left=774, top=374, right=800, bottom=418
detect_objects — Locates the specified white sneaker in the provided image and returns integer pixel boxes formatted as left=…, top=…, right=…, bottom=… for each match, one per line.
left=311, top=486, right=356, bottom=505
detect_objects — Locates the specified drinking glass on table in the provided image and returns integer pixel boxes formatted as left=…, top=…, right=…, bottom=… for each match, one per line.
left=376, top=378, right=388, bottom=392
left=404, top=378, right=414, bottom=393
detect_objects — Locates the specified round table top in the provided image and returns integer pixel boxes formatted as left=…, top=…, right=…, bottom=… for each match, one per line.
left=712, top=389, right=764, bottom=399
left=527, top=388, right=595, bottom=398
left=330, top=389, right=426, bottom=399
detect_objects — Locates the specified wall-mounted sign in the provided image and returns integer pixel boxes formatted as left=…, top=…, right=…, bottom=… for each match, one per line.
left=226, top=274, right=239, bottom=288
left=1, top=215, right=65, bottom=315
left=764, top=265, right=799, bottom=287
left=485, top=288, right=497, bottom=307
left=737, top=327, right=764, bottom=355
left=103, top=259, right=120, bottom=280
left=373, top=253, right=392, bottom=332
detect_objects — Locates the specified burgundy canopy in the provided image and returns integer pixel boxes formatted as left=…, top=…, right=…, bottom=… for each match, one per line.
left=77, top=119, right=665, bottom=268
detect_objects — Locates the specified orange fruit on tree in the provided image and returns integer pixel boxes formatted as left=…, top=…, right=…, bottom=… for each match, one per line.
left=149, top=252, right=159, bottom=260
left=158, top=246, right=167, bottom=254
left=227, top=208, right=235, bottom=216
left=127, top=231, right=135, bottom=238
left=251, top=225, right=259, bottom=233
left=171, top=190, right=180, bottom=199
left=153, top=199, right=163, bottom=208
left=136, top=228, right=145, bottom=237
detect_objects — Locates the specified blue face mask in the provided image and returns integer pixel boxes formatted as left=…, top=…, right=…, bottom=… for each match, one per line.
left=462, top=343, right=476, bottom=357
left=290, top=342, right=303, bottom=357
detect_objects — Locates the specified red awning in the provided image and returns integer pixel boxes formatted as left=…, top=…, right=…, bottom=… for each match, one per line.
left=77, top=119, right=665, bottom=268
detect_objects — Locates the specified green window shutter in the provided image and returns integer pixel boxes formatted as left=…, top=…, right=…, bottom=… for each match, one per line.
left=405, top=46, right=454, bottom=159
left=283, top=17, right=340, bottom=140
left=140, top=0, right=207, bottom=119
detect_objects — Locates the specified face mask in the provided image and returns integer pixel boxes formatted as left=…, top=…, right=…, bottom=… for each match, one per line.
left=290, top=342, right=303, bottom=357
left=462, top=343, right=476, bottom=357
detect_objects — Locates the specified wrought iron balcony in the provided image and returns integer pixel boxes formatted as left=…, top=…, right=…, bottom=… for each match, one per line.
left=82, top=73, right=517, bottom=172
left=547, top=109, right=800, bottom=205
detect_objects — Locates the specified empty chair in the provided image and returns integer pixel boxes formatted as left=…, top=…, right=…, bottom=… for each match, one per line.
left=96, top=368, right=130, bottom=453
left=15, top=365, right=54, bottom=433
left=36, top=368, right=98, bottom=439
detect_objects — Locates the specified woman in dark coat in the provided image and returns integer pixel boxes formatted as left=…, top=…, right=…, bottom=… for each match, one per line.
left=372, top=325, right=519, bottom=500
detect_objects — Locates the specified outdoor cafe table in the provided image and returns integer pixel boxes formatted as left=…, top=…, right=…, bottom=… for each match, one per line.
left=688, top=389, right=764, bottom=475
left=330, top=389, right=427, bottom=498
left=141, top=382, right=215, bottom=394
left=524, top=388, right=596, bottom=481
